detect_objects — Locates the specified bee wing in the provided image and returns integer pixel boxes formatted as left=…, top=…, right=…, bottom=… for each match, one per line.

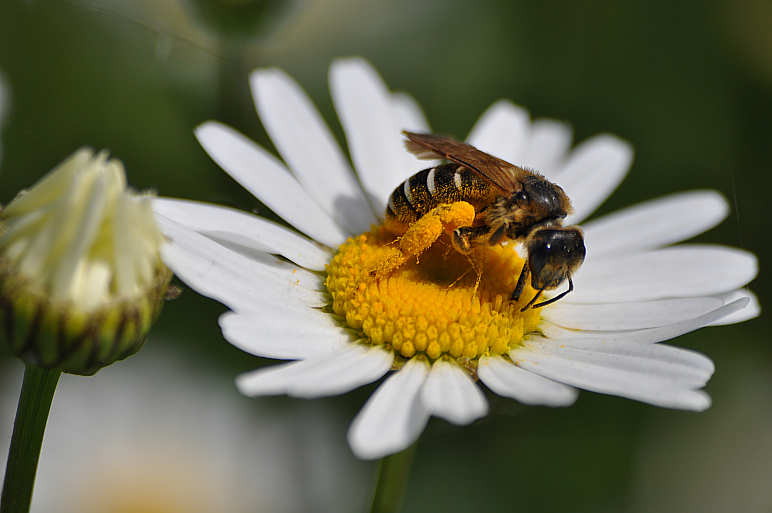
left=403, top=131, right=522, bottom=195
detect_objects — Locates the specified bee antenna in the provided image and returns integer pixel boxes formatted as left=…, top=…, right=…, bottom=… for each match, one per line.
left=528, top=277, right=574, bottom=311
left=520, top=288, right=544, bottom=312
left=511, top=264, right=529, bottom=302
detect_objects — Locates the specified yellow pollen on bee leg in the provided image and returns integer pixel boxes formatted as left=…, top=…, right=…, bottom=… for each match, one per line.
left=372, top=202, right=476, bottom=279
left=325, top=206, right=541, bottom=373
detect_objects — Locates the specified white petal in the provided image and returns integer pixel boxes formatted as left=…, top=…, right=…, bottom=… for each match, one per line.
left=582, top=190, right=729, bottom=257
left=219, top=311, right=352, bottom=359
left=153, top=197, right=331, bottom=271
left=195, top=121, right=349, bottom=247
left=707, top=289, right=760, bottom=325
left=570, top=245, right=758, bottom=303
left=512, top=345, right=711, bottom=411
left=157, top=214, right=323, bottom=292
left=547, top=338, right=715, bottom=376
left=347, top=357, right=431, bottom=460
left=390, top=91, right=434, bottom=134
left=251, top=68, right=377, bottom=234
left=540, top=297, right=750, bottom=344
left=330, top=57, right=424, bottom=215
left=542, top=297, right=723, bottom=331
left=477, top=356, right=578, bottom=407
left=161, top=243, right=326, bottom=315
left=288, top=346, right=394, bottom=399
left=420, top=360, right=488, bottom=425
left=526, top=338, right=714, bottom=388
left=556, top=134, right=634, bottom=224
left=466, top=100, right=531, bottom=164
left=236, top=344, right=393, bottom=399
left=519, top=119, right=573, bottom=179
left=157, top=218, right=327, bottom=311
left=207, top=241, right=324, bottom=292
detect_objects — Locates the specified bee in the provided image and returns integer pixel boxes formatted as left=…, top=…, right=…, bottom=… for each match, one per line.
left=385, top=131, right=585, bottom=310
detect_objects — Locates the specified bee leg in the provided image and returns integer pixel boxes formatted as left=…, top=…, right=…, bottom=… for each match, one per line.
left=511, top=264, right=529, bottom=302
left=399, top=213, right=444, bottom=259
left=529, top=277, right=574, bottom=310
left=369, top=246, right=410, bottom=279
left=487, top=223, right=508, bottom=246
left=520, top=288, right=544, bottom=312
left=452, top=228, right=473, bottom=254
left=452, top=225, right=491, bottom=254
left=373, top=202, right=476, bottom=279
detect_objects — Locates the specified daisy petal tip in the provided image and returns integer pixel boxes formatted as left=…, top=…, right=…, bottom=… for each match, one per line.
left=706, top=189, right=731, bottom=218
left=250, top=66, right=295, bottom=103
left=650, top=388, right=712, bottom=412
left=234, top=370, right=265, bottom=397
left=194, top=121, right=235, bottom=152
left=346, top=412, right=418, bottom=461
left=422, top=361, right=489, bottom=425
left=597, top=132, right=634, bottom=159
left=249, top=65, right=280, bottom=83
left=486, top=98, right=526, bottom=117
left=390, top=91, right=432, bottom=133
left=344, top=359, right=430, bottom=460
left=217, top=309, right=234, bottom=327
left=331, top=55, right=372, bottom=72
left=554, top=389, right=580, bottom=408
left=581, top=133, right=635, bottom=177
left=433, top=393, right=489, bottom=426
left=329, top=57, right=386, bottom=99
left=249, top=70, right=270, bottom=97
left=525, top=383, right=580, bottom=408
left=346, top=429, right=394, bottom=461
left=194, top=120, right=222, bottom=137
left=687, top=390, right=712, bottom=412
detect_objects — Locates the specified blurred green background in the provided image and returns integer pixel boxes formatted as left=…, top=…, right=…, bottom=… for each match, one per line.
left=0, top=0, right=770, bottom=511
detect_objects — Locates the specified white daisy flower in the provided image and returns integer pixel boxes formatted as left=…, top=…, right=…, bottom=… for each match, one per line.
left=152, top=57, right=759, bottom=460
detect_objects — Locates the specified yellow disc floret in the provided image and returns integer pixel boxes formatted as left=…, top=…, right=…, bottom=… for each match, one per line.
left=325, top=202, right=541, bottom=367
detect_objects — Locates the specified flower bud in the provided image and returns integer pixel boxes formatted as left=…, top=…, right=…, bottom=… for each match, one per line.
left=0, top=148, right=173, bottom=375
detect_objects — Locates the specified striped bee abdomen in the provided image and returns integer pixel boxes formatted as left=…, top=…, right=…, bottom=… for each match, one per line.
left=384, top=163, right=496, bottom=234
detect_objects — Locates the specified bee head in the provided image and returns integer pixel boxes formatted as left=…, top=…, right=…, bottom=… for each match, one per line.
left=525, top=227, right=585, bottom=291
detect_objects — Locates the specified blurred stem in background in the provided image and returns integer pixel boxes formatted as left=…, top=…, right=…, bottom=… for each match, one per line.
left=216, top=38, right=256, bottom=136
left=0, top=366, right=60, bottom=513
left=186, top=0, right=286, bottom=135
left=370, top=444, right=417, bottom=513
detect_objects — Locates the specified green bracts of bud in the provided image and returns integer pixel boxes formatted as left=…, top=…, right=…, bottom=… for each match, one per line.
left=0, top=265, right=171, bottom=375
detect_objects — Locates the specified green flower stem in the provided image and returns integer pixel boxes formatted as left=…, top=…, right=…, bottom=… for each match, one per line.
left=216, top=38, right=261, bottom=139
left=1, top=364, right=61, bottom=513
left=370, top=444, right=417, bottom=513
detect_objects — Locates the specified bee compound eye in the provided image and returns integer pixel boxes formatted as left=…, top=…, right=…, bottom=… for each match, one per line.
left=515, top=191, right=529, bottom=204
left=528, top=240, right=553, bottom=275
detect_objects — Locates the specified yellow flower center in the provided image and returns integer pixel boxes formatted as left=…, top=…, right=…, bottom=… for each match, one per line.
left=325, top=202, right=541, bottom=366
